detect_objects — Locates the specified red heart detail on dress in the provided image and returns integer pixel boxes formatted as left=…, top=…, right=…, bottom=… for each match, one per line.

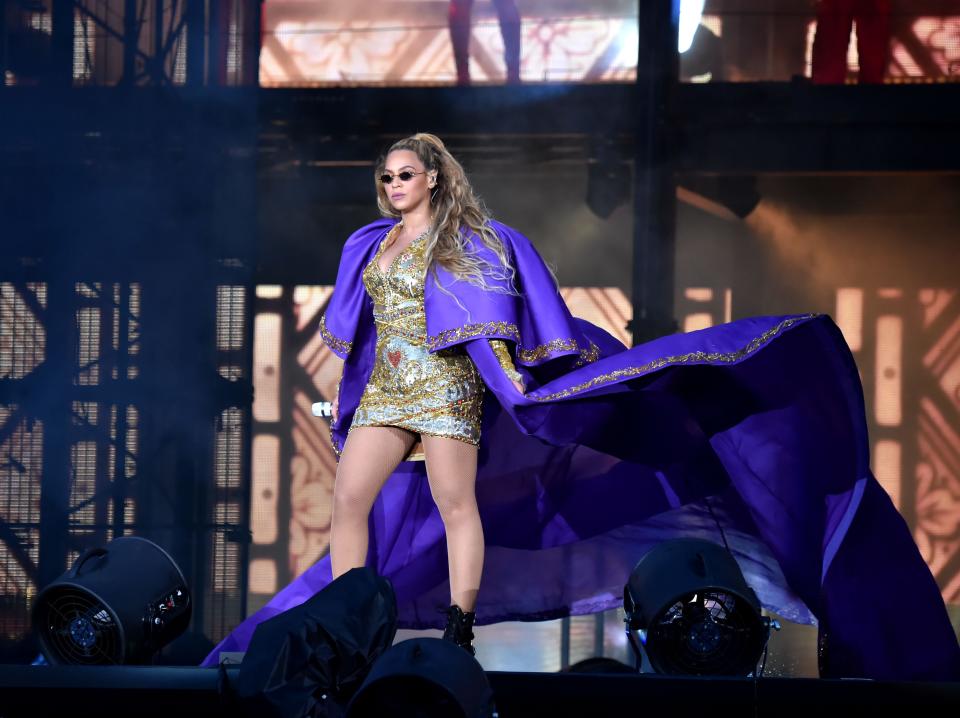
left=387, top=350, right=401, bottom=367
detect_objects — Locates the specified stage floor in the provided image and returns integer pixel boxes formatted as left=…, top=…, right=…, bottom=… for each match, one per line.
left=0, top=665, right=958, bottom=716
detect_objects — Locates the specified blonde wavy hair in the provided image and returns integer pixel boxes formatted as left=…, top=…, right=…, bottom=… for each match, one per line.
left=375, top=133, right=518, bottom=298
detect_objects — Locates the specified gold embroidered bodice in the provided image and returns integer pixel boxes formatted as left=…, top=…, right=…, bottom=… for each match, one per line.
left=350, top=224, right=520, bottom=449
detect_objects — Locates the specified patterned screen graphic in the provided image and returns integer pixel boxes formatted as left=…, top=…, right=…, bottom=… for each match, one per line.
left=6, top=2, right=957, bottom=88
left=260, top=1, right=960, bottom=86
left=260, top=0, right=640, bottom=86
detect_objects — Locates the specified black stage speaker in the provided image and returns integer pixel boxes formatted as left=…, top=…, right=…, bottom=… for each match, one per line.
left=347, top=637, right=495, bottom=718
left=32, top=536, right=190, bottom=665
left=235, top=566, right=398, bottom=718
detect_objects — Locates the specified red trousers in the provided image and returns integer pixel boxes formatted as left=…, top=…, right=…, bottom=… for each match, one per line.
left=812, top=0, right=891, bottom=83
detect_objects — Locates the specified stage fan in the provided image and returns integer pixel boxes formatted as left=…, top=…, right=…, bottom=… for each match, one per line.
left=36, top=586, right=123, bottom=665
left=33, top=536, right=190, bottom=665
left=623, top=539, right=772, bottom=676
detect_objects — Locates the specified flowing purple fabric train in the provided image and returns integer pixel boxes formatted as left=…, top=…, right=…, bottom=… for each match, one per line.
left=203, top=219, right=959, bottom=680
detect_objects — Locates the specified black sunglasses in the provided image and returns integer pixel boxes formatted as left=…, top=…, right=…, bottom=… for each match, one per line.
left=379, top=170, right=427, bottom=184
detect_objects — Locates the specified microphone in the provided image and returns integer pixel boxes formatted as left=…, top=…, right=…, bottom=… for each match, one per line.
left=312, top=402, right=333, bottom=417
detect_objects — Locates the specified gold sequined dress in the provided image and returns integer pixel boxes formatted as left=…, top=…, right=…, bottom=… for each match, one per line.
left=350, top=224, right=519, bottom=448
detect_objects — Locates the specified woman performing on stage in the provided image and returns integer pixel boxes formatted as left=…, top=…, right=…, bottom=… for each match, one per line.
left=326, top=133, right=526, bottom=654
left=204, top=133, right=959, bottom=679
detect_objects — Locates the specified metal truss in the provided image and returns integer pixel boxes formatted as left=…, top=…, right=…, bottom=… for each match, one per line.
left=0, top=274, right=254, bottom=656
left=73, top=0, right=191, bottom=86
left=2, top=0, right=260, bottom=87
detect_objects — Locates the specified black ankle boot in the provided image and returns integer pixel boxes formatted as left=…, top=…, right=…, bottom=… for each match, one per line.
left=441, top=604, right=476, bottom=656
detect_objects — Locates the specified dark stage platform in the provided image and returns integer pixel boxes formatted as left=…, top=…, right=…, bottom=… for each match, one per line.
left=0, top=665, right=957, bottom=716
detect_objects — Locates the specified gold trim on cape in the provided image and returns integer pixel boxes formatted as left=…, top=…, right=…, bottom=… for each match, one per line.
left=427, top=322, right=601, bottom=367
left=530, top=314, right=816, bottom=402
left=319, top=314, right=353, bottom=356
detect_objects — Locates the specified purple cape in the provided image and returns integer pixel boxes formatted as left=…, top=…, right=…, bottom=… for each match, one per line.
left=204, top=219, right=959, bottom=680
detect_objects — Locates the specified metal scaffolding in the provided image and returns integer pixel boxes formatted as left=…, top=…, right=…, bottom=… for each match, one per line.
left=2, top=0, right=261, bottom=87
left=0, top=2, right=261, bottom=662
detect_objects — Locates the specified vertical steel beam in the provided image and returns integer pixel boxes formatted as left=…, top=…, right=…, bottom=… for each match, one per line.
left=185, top=0, right=205, bottom=86
left=0, top=1, right=8, bottom=83
left=50, top=0, right=74, bottom=86
left=630, top=0, right=679, bottom=344
left=240, top=0, right=263, bottom=86
left=122, top=0, right=137, bottom=85
left=594, top=611, right=605, bottom=658
left=37, top=281, right=75, bottom=589
left=153, top=0, right=164, bottom=84
left=207, top=0, right=228, bottom=86
left=560, top=616, right=571, bottom=669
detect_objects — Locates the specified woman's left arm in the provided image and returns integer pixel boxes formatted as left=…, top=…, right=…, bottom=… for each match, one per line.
left=489, top=339, right=525, bottom=394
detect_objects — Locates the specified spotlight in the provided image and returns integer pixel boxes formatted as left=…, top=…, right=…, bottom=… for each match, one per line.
left=680, top=23, right=724, bottom=81
left=623, top=539, right=771, bottom=676
left=678, top=175, right=761, bottom=220
left=586, top=138, right=631, bottom=220
left=32, top=537, right=190, bottom=665
left=347, top=637, right=495, bottom=718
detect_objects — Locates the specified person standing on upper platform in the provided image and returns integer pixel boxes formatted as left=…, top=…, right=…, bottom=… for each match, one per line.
left=812, top=0, right=891, bottom=83
left=449, top=0, right=522, bottom=85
